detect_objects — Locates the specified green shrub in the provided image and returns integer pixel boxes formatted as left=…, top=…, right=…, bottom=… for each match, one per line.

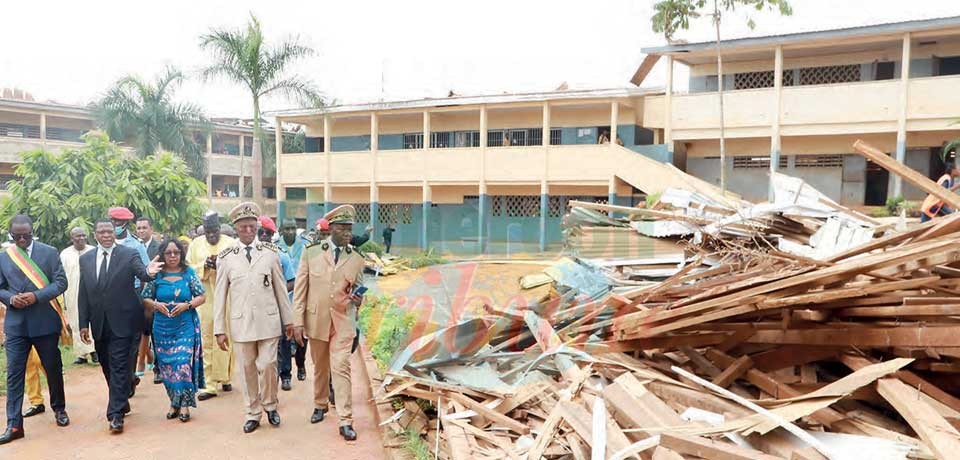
left=407, top=249, right=447, bottom=269
left=359, top=295, right=416, bottom=370
left=886, top=195, right=906, bottom=215
left=402, top=426, right=431, bottom=460
left=645, top=191, right=662, bottom=208
left=359, top=240, right=384, bottom=257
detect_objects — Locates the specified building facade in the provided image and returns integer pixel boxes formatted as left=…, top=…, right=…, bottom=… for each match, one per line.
left=0, top=96, right=280, bottom=216
left=637, top=16, right=960, bottom=204
left=270, top=88, right=682, bottom=252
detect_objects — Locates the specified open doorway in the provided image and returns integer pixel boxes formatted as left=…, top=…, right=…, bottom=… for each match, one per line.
left=864, top=159, right=889, bottom=205
left=596, top=126, right=611, bottom=144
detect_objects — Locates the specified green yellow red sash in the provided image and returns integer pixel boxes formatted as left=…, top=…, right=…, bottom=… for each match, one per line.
left=6, top=245, right=71, bottom=344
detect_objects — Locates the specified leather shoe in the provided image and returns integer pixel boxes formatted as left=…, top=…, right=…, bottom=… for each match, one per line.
left=23, top=404, right=45, bottom=418
left=109, top=417, right=124, bottom=434
left=266, top=410, right=281, bottom=426
left=297, top=367, right=306, bottom=381
left=179, top=412, right=191, bottom=423
left=243, top=420, right=260, bottom=434
left=221, top=383, right=233, bottom=392
left=310, top=408, right=326, bottom=424
left=91, top=352, right=99, bottom=363
left=197, top=392, right=217, bottom=401
left=0, top=427, right=24, bottom=445
left=339, top=425, right=357, bottom=441
left=166, top=407, right=181, bottom=420
left=55, top=410, right=70, bottom=427
left=281, top=378, right=292, bottom=391
left=72, top=356, right=88, bottom=365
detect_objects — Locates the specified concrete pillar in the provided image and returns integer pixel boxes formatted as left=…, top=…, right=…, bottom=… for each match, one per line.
left=665, top=56, right=674, bottom=154
left=39, top=113, right=46, bottom=147
left=370, top=185, right=379, bottom=243
left=610, top=102, right=619, bottom=145
left=769, top=45, right=783, bottom=201
left=370, top=113, right=379, bottom=236
left=324, top=116, right=332, bottom=213
left=542, top=103, right=551, bottom=146
left=421, top=183, right=432, bottom=250
left=539, top=181, right=548, bottom=252
left=608, top=177, right=618, bottom=218
left=423, top=111, right=431, bottom=149
left=275, top=121, right=285, bottom=221
left=894, top=33, right=912, bottom=198
left=206, top=133, right=213, bottom=204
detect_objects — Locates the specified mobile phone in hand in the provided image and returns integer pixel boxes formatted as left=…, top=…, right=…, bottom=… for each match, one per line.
left=351, top=285, right=368, bottom=297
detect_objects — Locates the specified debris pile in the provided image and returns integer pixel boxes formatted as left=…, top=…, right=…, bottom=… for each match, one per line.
left=372, top=141, right=960, bottom=459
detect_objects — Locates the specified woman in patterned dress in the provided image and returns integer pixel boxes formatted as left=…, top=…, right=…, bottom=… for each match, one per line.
left=141, top=237, right=205, bottom=422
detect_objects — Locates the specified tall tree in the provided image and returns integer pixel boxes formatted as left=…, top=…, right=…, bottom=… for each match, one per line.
left=199, top=13, right=321, bottom=208
left=0, top=131, right=206, bottom=249
left=651, top=0, right=792, bottom=194
left=93, top=66, right=211, bottom=178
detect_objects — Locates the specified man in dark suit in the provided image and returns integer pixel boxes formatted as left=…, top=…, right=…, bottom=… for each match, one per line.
left=78, top=218, right=162, bottom=434
left=0, top=214, right=69, bottom=445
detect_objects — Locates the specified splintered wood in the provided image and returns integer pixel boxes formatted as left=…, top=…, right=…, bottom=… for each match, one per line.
left=375, top=143, right=960, bottom=459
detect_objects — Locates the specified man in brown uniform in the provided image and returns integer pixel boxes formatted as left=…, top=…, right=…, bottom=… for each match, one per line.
left=214, top=202, right=294, bottom=434
left=293, top=205, right=365, bottom=441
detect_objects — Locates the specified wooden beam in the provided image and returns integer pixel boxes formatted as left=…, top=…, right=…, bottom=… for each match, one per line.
left=750, top=346, right=843, bottom=372
left=630, top=54, right=661, bottom=86
left=602, top=373, right=684, bottom=435
left=712, top=355, right=754, bottom=388
left=840, top=354, right=960, bottom=414
left=853, top=139, right=960, bottom=210
left=836, top=304, right=960, bottom=317
left=746, top=326, right=960, bottom=347
left=443, top=392, right=530, bottom=435
left=659, top=433, right=786, bottom=460
left=876, top=378, right=960, bottom=459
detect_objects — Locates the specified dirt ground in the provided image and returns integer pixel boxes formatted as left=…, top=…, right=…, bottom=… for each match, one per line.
left=0, top=351, right=386, bottom=460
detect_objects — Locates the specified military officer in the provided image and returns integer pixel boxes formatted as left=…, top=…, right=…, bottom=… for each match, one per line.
left=292, top=205, right=365, bottom=441
left=214, top=202, right=294, bottom=434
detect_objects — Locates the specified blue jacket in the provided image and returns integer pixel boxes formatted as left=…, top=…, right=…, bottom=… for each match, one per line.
left=0, top=241, right=69, bottom=338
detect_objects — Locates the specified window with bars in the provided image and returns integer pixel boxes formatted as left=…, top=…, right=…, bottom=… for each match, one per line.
left=403, top=133, right=423, bottom=149
left=380, top=204, right=415, bottom=224
left=526, top=128, right=543, bottom=146
left=733, top=157, right=771, bottom=169
left=487, top=130, right=504, bottom=147
left=491, top=196, right=503, bottom=217
left=799, top=64, right=861, bottom=85
left=548, top=196, right=571, bottom=218
left=733, top=70, right=795, bottom=90
left=353, top=204, right=371, bottom=223
left=794, top=155, right=843, bottom=168
left=503, top=196, right=541, bottom=217
left=430, top=132, right=452, bottom=148
left=550, top=128, right=562, bottom=145
left=455, top=131, right=480, bottom=147
left=508, top=130, right=526, bottom=147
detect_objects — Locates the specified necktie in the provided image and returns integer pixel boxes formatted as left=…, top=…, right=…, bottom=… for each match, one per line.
left=334, top=247, right=341, bottom=264
left=245, top=246, right=253, bottom=263
left=98, top=251, right=109, bottom=286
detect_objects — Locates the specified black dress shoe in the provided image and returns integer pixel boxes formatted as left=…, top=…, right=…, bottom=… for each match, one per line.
left=22, top=404, right=45, bottom=418
left=91, top=352, right=99, bottom=363
left=243, top=420, right=260, bottom=433
left=297, top=367, right=306, bottom=381
left=109, top=417, right=124, bottom=434
left=281, top=378, right=292, bottom=391
left=166, top=407, right=181, bottom=420
left=179, top=412, right=191, bottom=423
left=310, top=408, right=325, bottom=424
left=54, top=410, right=70, bottom=427
left=339, top=425, right=357, bottom=441
left=197, top=392, right=217, bottom=401
left=266, top=410, right=281, bottom=426
left=73, top=356, right=88, bottom=365
left=0, top=427, right=24, bottom=445
left=221, top=383, right=233, bottom=392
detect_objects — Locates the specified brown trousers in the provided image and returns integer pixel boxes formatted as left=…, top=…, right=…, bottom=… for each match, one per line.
left=310, top=337, right=353, bottom=426
left=233, top=337, right=280, bottom=422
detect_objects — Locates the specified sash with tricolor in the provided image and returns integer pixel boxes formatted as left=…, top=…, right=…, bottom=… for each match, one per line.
left=6, top=245, right=72, bottom=345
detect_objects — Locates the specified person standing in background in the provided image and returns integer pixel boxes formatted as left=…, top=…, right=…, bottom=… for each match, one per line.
left=61, top=227, right=94, bottom=364
left=382, top=225, right=395, bottom=254
left=277, top=218, right=308, bottom=382
left=186, top=211, right=236, bottom=401
left=136, top=218, right=160, bottom=260
left=108, top=207, right=152, bottom=393
left=260, top=216, right=297, bottom=391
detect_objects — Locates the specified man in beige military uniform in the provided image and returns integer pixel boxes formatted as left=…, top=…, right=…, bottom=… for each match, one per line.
left=214, top=202, right=294, bottom=434
left=293, top=205, right=365, bottom=441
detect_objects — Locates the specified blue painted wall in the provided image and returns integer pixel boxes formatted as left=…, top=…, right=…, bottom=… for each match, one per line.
left=628, top=144, right=672, bottom=163
left=304, top=137, right=322, bottom=152
left=331, top=135, right=371, bottom=152
left=379, top=134, right=404, bottom=150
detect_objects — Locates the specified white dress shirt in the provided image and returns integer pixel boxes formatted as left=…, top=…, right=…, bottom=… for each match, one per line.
left=95, top=244, right=115, bottom=280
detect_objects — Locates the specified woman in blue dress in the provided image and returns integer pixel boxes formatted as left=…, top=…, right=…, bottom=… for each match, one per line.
left=141, top=237, right=205, bottom=422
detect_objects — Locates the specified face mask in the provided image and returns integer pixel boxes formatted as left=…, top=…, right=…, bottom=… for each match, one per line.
left=115, top=226, right=126, bottom=237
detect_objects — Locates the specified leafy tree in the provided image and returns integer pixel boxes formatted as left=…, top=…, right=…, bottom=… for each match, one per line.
left=93, top=66, right=211, bottom=179
left=0, top=131, right=207, bottom=249
left=651, top=0, right=792, bottom=194
left=200, top=13, right=322, bottom=208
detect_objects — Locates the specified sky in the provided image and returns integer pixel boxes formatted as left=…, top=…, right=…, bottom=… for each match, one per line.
left=1, top=0, right=958, bottom=119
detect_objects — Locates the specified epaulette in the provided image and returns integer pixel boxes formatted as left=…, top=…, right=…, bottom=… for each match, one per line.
left=306, top=241, right=329, bottom=251
left=217, top=246, right=239, bottom=258
left=258, top=242, right=280, bottom=253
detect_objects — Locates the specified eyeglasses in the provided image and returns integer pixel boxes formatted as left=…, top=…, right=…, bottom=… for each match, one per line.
left=163, top=250, right=181, bottom=256
left=10, top=233, right=32, bottom=241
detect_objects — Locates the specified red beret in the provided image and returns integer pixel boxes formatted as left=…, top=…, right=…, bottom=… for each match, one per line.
left=315, top=218, right=329, bottom=231
left=258, top=215, right=277, bottom=233
left=108, top=207, right=135, bottom=220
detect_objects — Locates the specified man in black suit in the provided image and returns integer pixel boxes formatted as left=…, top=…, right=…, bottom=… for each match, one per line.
left=78, top=218, right=162, bottom=434
left=0, top=214, right=69, bottom=445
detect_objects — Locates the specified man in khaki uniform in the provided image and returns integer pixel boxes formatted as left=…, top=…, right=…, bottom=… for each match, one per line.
left=293, top=205, right=365, bottom=441
left=214, top=202, right=294, bottom=434
left=186, top=211, right=236, bottom=400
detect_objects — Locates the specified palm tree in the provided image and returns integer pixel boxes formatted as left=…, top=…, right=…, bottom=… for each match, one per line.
left=199, top=13, right=321, bottom=207
left=93, top=66, right=211, bottom=178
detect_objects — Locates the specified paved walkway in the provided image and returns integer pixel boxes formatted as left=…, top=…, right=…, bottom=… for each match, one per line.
left=1, top=352, right=385, bottom=460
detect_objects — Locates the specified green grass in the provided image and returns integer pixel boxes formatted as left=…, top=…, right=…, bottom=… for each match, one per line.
left=0, top=345, right=81, bottom=397
left=407, top=249, right=447, bottom=269
left=402, top=426, right=431, bottom=460
left=358, top=295, right=416, bottom=371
